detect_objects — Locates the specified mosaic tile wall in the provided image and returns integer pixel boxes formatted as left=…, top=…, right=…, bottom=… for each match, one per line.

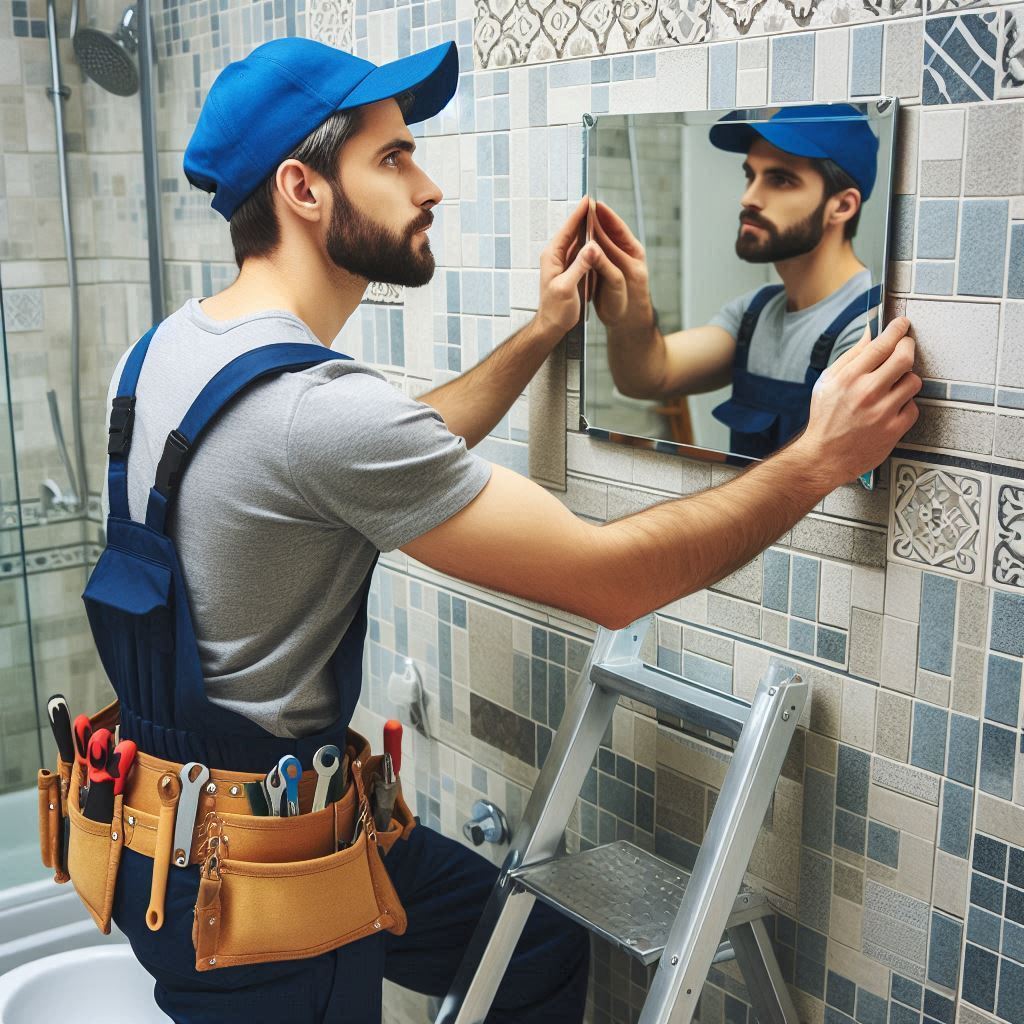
left=4, top=0, right=1024, bottom=1019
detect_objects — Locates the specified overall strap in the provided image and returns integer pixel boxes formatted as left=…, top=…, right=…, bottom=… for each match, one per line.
left=107, top=326, right=161, bottom=521
left=734, top=285, right=784, bottom=372
left=144, top=343, right=351, bottom=534
left=806, top=283, right=883, bottom=382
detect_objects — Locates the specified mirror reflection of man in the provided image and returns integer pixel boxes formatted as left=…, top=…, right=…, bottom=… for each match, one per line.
left=605, top=104, right=882, bottom=459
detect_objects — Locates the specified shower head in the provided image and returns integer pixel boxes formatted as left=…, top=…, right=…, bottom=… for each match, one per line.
left=73, top=5, right=139, bottom=97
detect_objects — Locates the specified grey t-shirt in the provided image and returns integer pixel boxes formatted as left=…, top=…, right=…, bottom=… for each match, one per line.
left=101, top=299, right=490, bottom=738
left=709, top=269, right=874, bottom=382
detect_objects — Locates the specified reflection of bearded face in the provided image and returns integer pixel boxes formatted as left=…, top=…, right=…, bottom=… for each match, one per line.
left=734, top=194, right=829, bottom=264
left=325, top=177, right=436, bottom=287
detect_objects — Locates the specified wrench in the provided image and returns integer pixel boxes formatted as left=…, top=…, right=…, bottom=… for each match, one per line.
left=264, top=764, right=285, bottom=817
left=311, top=745, right=341, bottom=813
left=278, top=755, right=302, bottom=817
left=173, top=762, right=210, bottom=868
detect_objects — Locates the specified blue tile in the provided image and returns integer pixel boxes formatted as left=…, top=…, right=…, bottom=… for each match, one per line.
left=992, top=593, right=1024, bottom=656
left=658, top=646, right=682, bottom=675
left=867, top=821, right=900, bottom=867
left=924, top=14, right=998, bottom=105
left=998, top=957, right=1024, bottom=1024
left=890, top=1005, right=920, bottom=1024
left=591, top=57, right=609, bottom=83
left=790, top=619, right=815, bottom=655
left=835, top=809, right=867, bottom=854
left=1004, top=919, right=1024, bottom=963
left=827, top=973, right=857, bottom=1015
left=791, top=556, right=819, bottom=621
left=927, top=912, right=962, bottom=989
left=764, top=549, right=791, bottom=613
left=914, top=261, right=956, bottom=295
left=611, top=55, right=634, bottom=81
left=771, top=34, right=815, bottom=102
left=850, top=25, right=883, bottom=96
left=911, top=702, right=949, bottom=774
left=916, top=200, right=958, bottom=260
left=1008, top=885, right=1024, bottom=925
left=798, top=924, right=828, bottom=963
left=836, top=746, right=870, bottom=816
left=799, top=848, right=832, bottom=933
left=1009, top=224, right=1024, bottom=299
left=803, top=768, right=836, bottom=854
left=962, top=944, right=997, bottom=1012
left=636, top=53, right=656, bottom=78
left=817, top=627, right=847, bottom=664
left=923, top=990, right=954, bottom=1024
left=949, top=383, right=994, bottom=405
left=709, top=42, right=738, bottom=108
left=856, top=990, right=888, bottom=1024
left=985, top=655, right=1021, bottom=727
left=958, top=200, right=1009, bottom=297
left=527, top=67, right=546, bottom=126
left=892, top=976, right=923, bottom=1008
left=967, top=905, right=1002, bottom=950
left=946, top=714, right=979, bottom=785
left=971, top=871, right=1004, bottom=914
left=939, top=780, right=973, bottom=858
left=795, top=955, right=826, bottom=999
left=973, top=834, right=1008, bottom=879
left=979, top=723, right=1015, bottom=799
left=684, top=652, right=733, bottom=692
left=919, top=574, right=956, bottom=675
left=891, top=195, right=916, bottom=260
left=1011, top=848, right=1024, bottom=889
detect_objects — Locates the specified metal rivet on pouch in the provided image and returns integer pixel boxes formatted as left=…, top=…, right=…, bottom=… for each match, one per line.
left=127, top=815, right=136, bottom=826
left=373, top=920, right=381, bottom=930
left=205, top=782, right=217, bottom=795
left=111, top=832, right=118, bottom=841
left=48, top=803, right=55, bottom=811
left=209, top=958, right=216, bottom=966
left=782, top=711, right=790, bottom=721
left=208, top=917, right=216, bottom=926
left=229, top=785, right=240, bottom=797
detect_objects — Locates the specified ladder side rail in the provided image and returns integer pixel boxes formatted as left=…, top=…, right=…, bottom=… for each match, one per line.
left=435, top=620, right=651, bottom=1024
left=726, top=918, right=800, bottom=1024
left=638, top=662, right=808, bottom=1024
left=591, top=661, right=750, bottom=740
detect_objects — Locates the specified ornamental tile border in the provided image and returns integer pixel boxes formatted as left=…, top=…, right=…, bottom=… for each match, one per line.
left=988, top=476, right=1024, bottom=594
left=888, top=457, right=991, bottom=581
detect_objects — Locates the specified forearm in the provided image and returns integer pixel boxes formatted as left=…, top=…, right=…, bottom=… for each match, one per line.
left=583, top=437, right=834, bottom=626
left=418, top=316, right=561, bottom=448
left=605, top=316, right=667, bottom=399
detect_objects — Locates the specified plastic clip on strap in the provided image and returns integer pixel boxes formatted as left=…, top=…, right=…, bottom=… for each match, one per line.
left=155, top=430, right=192, bottom=498
left=107, top=396, right=136, bottom=456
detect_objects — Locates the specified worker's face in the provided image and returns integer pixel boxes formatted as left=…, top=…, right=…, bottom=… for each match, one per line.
left=326, top=98, right=442, bottom=286
left=734, top=139, right=829, bottom=264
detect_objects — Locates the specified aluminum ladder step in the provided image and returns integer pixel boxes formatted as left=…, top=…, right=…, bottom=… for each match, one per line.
left=510, top=840, right=771, bottom=966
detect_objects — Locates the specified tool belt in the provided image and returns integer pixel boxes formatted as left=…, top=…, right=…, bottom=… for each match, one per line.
left=38, top=701, right=415, bottom=972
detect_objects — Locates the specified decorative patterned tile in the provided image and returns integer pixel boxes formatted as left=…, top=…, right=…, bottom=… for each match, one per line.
left=1, top=287, right=43, bottom=332
left=889, top=460, right=990, bottom=582
left=997, top=7, right=1024, bottom=99
left=989, top=477, right=1024, bottom=595
left=923, top=12, right=999, bottom=104
left=307, top=0, right=355, bottom=49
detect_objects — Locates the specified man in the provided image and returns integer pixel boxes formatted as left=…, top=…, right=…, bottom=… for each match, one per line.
left=100, top=38, right=918, bottom=1023
left=604, top=104, right=882, bottom=459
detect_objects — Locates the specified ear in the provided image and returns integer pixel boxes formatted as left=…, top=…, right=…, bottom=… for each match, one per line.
left=274, top=159, right=325, bottom=226
left=829, top=187, right=861, bottom=228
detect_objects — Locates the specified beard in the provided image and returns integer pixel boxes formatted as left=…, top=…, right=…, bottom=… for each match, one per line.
left=325, top=180, right=436, bottom=287
left=734, top=196, right=828, bottom=264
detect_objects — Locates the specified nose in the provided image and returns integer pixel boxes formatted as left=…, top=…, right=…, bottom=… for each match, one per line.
left=417, top=166, right=443, bottom=211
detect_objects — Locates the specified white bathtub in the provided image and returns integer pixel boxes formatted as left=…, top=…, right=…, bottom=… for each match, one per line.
left=0, top=946, right=170, bottom=1023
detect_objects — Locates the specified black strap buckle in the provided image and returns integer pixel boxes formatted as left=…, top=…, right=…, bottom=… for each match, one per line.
left=155, top=430, right=191, bottom=497
left=107, top=396, right=136, bottom=456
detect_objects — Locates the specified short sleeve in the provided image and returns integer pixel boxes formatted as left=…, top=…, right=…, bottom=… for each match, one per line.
left=707, top=289, right=756, bottom=337
left=286, top=371, right=492, bottom=552
left=827, top=320, right=869, bottom=366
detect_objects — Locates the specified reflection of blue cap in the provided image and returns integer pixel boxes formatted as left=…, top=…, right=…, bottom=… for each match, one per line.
left=184, top=38, right=459, bottom=221
left=709, top=103, right=879, bottom=201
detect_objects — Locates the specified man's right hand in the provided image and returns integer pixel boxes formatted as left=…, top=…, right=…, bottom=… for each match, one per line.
left=797, top=317, right=921, bottom=488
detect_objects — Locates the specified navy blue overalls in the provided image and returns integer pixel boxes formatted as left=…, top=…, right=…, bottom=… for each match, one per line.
left=85, top=326, right=588, bottom=1023
left=711, top=283, right=882, bottom=461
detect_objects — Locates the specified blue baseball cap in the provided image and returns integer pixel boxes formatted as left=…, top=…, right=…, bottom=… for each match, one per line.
left=709, top=103, right=879, bottom=201
left=184, top=38, right=460, bottom=221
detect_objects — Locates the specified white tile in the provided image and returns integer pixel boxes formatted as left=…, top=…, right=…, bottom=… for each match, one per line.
left=736, top=67, right=768, bottom=106
left=814, top=29, right=850, bottom=101
left=919, top=108, right=965, bottom=162
left=820, top=561, right=852, bottom=629
left=906, top=298, right=1000, bottom=386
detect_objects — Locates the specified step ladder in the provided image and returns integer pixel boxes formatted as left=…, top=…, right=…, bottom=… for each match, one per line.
left=435, top=615, right=808, bottom=1024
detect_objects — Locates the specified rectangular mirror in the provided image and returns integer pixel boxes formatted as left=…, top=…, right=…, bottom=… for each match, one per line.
left=580, top=100, right=899, bottom=485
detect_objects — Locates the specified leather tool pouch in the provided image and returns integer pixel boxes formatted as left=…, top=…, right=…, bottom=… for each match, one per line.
left=37, top=767, right=67, bottom=882
left=191, top=757, right=410, bottom=971
left=65, top=760, right=125, bottom=933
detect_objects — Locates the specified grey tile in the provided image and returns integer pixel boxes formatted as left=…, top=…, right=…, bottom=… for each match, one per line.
left=835, top=808, right=867, bottom=854
left=927, top=911, right=962, bottom=989
left=919, top=159, right=962, bottom=197
left=709, top=42, right=737, bottom=108
left=979, top=722, right=1015, bottom=798
left=817, top=626, right=847, bottom=665
left=763, top=548, right=790, bottom=613
left=917, top=200, right=958, bottom=259
left=876, top=691, right=913, bottom=762
left=771, top=33, right=815, bottom=102
left=804, top=769, right=837, bottom=855
left=905, top=403, right=994, bottom=456
left=882, top=617, right=920, bottom=694
left=799, top=846, right=832, bottom=933
left=958, top=582, right=989, bottom=647
left=1010, top=224, right=1024, bottom=300
left=907, top=299, right=1000, bottom=386
left=919, top=574, right=957, bottom=676
left=911, top=702, right=949, bottom=774
left=837, top=745, right=870, bottom=816
left=915, top=262, right=955, bottom=295
left=995, top=412, right=1024, bottom=462
left=708, top=593, right=761, bottom=639
left=967, top=905, right=1001, bottom=951
left=865, top=879, right=931, bottom=930
left=850, top=25, right=883, bottom=96
left=946, top=713, right=979, bottom=785
left=792, top=556, right=819, bottom=621
left=891, top=194, right=917, bottom=261
left=884, top=18, right=924, bottom=98
left=868, top=821, right=901, bottom=867
left=984, top=654, right=1021, bottom=727
left=991, top=592, right=1024, bottom=656
left=957, top=199, right=1010, bottom=298
left=964, top=103, right=1024, bottom=197
left=850, top=608, right=882, bottom=682
left=938, top=778, right=974, bottom=858
left=872, top=757, right=941, bottom=804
